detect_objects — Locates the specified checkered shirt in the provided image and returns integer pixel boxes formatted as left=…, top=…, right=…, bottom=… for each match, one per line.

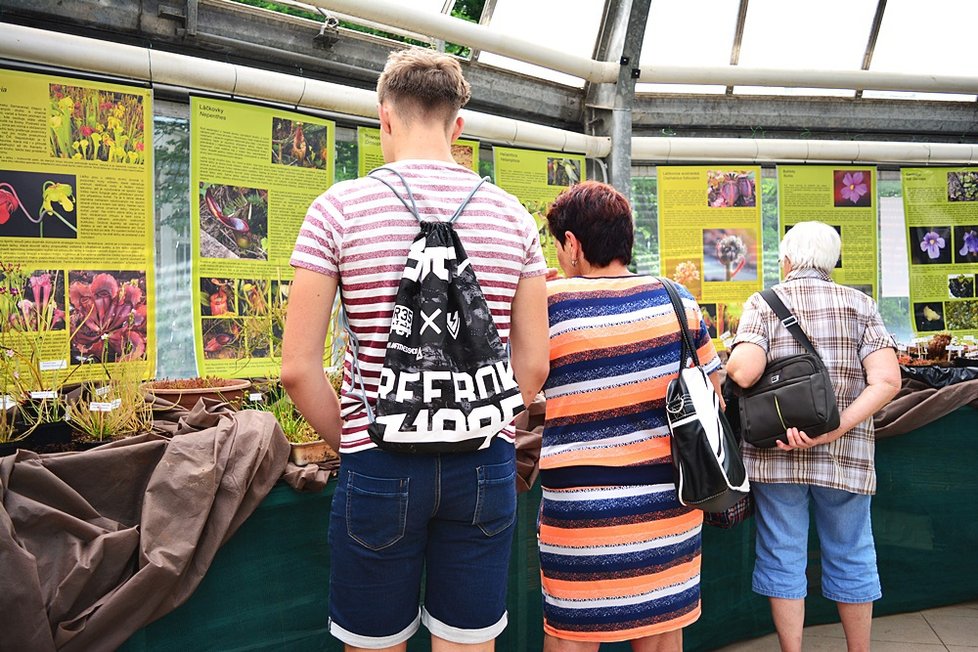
left=732, top=268, right=896, bottom=495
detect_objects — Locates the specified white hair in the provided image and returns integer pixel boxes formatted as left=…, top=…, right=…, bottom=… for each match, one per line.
left=779, top=221, right=841, bottom=273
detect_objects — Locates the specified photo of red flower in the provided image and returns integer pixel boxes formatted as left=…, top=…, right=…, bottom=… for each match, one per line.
left=68, top=270, right=148, bottom=364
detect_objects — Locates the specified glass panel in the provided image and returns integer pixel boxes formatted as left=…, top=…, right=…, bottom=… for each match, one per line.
left=477, top=0, right=604, bottom=87
left=738, top=0, right=877, bottom=70
left=734, top=86, right=856, bottom=97
left=640, top=0, right=739, bottom=66
left=871, top=0, right=978, bottom=76
left=636, top=83, right=728, bottom=94
left=862, top=90, right=978, bottom=102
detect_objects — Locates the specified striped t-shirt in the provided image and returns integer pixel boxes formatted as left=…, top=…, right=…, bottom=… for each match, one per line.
left=542, top=276, right=721, bottom=485
left=290, top=160, right=547, bottom=454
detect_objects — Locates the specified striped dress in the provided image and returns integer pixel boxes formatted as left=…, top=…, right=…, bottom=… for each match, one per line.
left=290, top=160, right=546, bottom=454
left=540, top=275, right=720, bottom=642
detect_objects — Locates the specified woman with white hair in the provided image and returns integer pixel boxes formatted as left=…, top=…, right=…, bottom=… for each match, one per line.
left=726, top=221, right=901, bottom=652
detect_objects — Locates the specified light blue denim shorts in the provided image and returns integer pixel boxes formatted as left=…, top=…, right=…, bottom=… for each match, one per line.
left=751, top=482, right=881, bottom=604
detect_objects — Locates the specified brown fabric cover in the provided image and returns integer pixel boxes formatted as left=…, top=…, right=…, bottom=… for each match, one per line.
left=0, top=399, right=289, bottom=652
left=874, top=377, right=978, bottom=439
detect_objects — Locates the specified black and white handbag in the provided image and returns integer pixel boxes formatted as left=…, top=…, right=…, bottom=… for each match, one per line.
left=659, top=278, right=750, bottom=513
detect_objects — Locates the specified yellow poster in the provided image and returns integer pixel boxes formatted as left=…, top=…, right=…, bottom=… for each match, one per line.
left=0, top=68, right=155, bottom=388
left=901, top=167, right=978, bottom=336
left=191, top=97, right=335, bottom=378
left=658, top=166, right=763, bottom=347
left=357, top=126, right=480, bottom=176
left=778, top=166, right=878, bottom=298
left=492, top=146, right=586, bottom=269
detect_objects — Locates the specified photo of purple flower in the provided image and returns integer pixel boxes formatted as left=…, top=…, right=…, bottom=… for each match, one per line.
left=909, top=226, right=952, bottom=265
left=954, top=225, right=978, bottom=263
left=921, top=231, right=945, bottom=259
left=833, top=170, right=872, bottom=207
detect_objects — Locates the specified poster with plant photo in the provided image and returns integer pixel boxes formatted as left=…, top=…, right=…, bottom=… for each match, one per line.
left=356, top=126, right=480, bottom=177
left=778, top=166, right=879, bottom=299
left=191, top=96, right=335, bottom=378
left=0, top=67, right=155, bottom=385
left=657, top=166, right=763, bottom=349
left=902, top=168, right=978, bottom=337
left=492, top=146, right=586, bottom=271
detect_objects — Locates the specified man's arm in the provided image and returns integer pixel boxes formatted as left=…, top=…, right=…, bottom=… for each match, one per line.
left=280, top=267, right=343, bottom=451
left=508, top=274, right=550, bottom=407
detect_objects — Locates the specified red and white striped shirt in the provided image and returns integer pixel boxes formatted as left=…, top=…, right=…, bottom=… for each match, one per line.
left=290, top=160, right=547, bottom=453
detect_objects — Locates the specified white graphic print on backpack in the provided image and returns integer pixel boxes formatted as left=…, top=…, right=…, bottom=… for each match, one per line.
left=350, top=168, right=525, bottom=454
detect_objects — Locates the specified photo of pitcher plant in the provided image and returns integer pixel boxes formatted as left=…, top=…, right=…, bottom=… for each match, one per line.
left=48, top=84, right=146, bottom=164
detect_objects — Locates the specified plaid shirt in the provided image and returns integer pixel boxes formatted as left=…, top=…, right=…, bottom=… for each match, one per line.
left=732, top=268, right=895, bottom=494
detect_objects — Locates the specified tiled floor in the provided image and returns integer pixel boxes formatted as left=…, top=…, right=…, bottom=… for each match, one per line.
left=715, top=600, right=978, bottom=651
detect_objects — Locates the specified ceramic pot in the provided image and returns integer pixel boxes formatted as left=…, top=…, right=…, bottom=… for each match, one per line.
left=143, top=379, right=252, bottom=411
left=289, top=439, right=335, bottom=466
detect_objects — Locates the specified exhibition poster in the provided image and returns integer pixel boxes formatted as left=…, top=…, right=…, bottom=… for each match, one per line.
left=190, top=96, right=335, bottom=377
left=901, top=167, right=978, bottom=337
left=658, top=166, right=764, bottom=347
left=778, top=165, right=879, bottom=298
left=492, top=146, right=586, bottom=270
left=0, top=67, right=155, bottom=387
left=356, top=126, right=480, bottom=176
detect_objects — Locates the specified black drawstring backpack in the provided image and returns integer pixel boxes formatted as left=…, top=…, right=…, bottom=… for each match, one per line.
left=346, top=167, right=526, bottom=454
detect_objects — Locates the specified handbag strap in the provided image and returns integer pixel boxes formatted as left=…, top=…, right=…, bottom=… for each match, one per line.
left=658, top=277, right=701, bottom=369
left=759, top=289, right=820, bottom=359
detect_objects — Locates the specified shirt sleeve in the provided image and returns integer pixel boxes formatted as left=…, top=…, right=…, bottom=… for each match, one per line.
left=731, top=292, right=769, bottom=352
left=859, top=303, right=896, bottom=360
left=289, top=191, right=342, bottom=278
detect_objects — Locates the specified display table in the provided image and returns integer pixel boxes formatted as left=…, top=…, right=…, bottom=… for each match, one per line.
left=121, top=407, right=978, bottom=652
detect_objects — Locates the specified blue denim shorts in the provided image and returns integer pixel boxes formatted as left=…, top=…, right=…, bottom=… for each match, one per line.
left=327, top=437, right=517, bottom=649
left=751, top=482, right=881, bottom=604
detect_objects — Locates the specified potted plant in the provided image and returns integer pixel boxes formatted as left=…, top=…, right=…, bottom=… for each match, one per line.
left=65, top=364, right=153, bottom=448
left=248, top=378, right=337, bottom=466
left=142, top=376, right=251, bottom=410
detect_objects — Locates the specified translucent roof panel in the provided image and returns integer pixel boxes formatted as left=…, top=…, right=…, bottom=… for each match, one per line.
left=871, top=0, right=978, bottom=76
left=636, top=0, right=738, bottom=95
left=477, top=0, right=604, bottom=88
left=733, top=0, right=875, bottom=97
left=862, top=90, right=978, bottom=102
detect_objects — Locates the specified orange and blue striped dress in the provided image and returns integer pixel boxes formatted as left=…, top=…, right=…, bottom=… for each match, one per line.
left=540, top=275, right=720, bottom=642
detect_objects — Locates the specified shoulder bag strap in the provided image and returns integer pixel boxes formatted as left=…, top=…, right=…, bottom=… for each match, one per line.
left=759, top=288, right=820, bottom=358
left=658, top=277, right=701, bottom=369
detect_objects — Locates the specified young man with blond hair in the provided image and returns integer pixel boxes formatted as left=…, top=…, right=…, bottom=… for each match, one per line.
left=282, top=47, right=549, bottom=651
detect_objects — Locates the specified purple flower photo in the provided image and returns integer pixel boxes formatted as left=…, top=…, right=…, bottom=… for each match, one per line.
left=909, top=227, right=952, bottom=265
left=833, top=170, right=872, bottom=207
left=954, top=225, right=978, bottom=263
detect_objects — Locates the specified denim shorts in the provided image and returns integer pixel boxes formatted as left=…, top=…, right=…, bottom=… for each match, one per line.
left=327, top=437, right=517, bottom=649
left=751, top=482, right=881, bottom=604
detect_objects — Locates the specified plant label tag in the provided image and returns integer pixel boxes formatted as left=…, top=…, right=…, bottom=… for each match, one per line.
left=1, top=395, right=16, bottom=410
left=90, top=398, right=122, bottom=412
left=95, top=386, right=111, bottom=397
left=249, top=392, right=263, bottom=402
left=964, top=336, right=976, bottom=341
left=30, top=390, right=58, bottom=399
left=947, top=345, right=964, bottom=352
left=897, top=344, right=907, bottom=351
left=719, top=331, right=733, bottom=347
left=40, top=359, right=67, bottom=371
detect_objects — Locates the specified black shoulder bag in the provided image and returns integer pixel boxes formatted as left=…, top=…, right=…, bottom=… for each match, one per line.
left=660, top=278, right=749, bottom=513
left=732, top=289, right=840, bottom=448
